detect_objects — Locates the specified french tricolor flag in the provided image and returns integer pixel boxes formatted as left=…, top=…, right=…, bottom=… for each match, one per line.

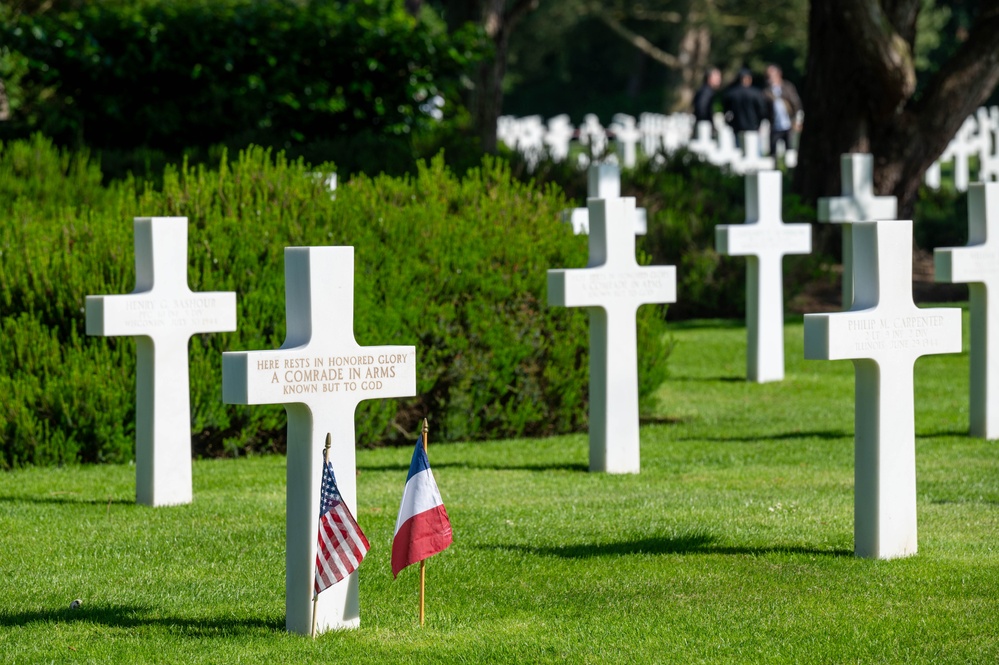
left=392, top=436, right=453, bottom=578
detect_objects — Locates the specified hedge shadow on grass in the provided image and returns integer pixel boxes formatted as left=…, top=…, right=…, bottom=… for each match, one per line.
left=356, top=461, right=589, bottom=474
left=488, top=533, right=852, bottom=558
left=0, top=605, right=283, bottom=635
left=670, top=430, right=850, bottom=443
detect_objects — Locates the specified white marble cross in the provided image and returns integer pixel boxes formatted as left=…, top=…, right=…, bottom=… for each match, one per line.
left=86, top=217, right=236, bottom=507
left=804, top=220, right=962, bottom=559
left=732, top=131, right=776, bottom=174
left=689, top=120, right=716, bottom=159
left=548, top=197, right=676, bottom=473
left=817, top=153, right=898, bottom=308
left=935, top=183, right=999, bottom=438
left=611, top=114, right=642, bottom=168
left=544, top=114, right=575, bottom=162
left=579, top=113, right=608, bottom=157
left=716, top=171, right=811, bottom=382
left=563, top=163, right=647, bottom=235
left=222, top=246, right=416, bottom=634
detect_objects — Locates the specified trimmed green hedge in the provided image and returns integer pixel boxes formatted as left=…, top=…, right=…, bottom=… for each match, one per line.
left=0, top=137, right=672, bottom=468
left=1, top=0, right=481, bottom=157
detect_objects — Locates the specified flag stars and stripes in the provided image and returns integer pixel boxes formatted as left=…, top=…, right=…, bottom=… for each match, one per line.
left=314, top=457, right=370, bottom=596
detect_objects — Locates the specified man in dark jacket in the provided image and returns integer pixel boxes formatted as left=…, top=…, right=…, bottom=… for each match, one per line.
left=722, top=68, right=767, bottom=141
left=693, top=67, right=721, bottom=124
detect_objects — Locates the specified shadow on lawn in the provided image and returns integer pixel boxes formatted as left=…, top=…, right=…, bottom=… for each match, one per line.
left=0, top=494, right=137, bottom=506
left=358, top=461, right=589, bottom=473
left=0, top=604, right=283, bottom=635
left=670, top=429, right=850, bottom=443
left=488, top=533, right=851, bottom=558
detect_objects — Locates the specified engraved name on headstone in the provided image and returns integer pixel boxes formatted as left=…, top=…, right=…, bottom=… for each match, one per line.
left=805, top=220, right=961, bottom=559
left=86, top=217, right=237, bottom=507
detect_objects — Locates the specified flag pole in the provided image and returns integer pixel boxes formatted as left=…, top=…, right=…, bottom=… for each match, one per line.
left=311, top=433, right=332, bottom=639
left=419, top=418, right=428, bottom=627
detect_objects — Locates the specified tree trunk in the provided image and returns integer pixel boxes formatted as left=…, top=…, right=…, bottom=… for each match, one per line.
left=472, top=0, right=539, bottom=153
left=671, top=24, right=711, bottom=113
left=794, top=0, right=999, bottom=218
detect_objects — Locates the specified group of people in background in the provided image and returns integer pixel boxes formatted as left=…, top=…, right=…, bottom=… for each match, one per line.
left=693, top=65, right=802, bottom=155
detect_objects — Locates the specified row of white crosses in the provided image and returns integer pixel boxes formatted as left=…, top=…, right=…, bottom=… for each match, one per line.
left=925, top=106, right=999, bottom=191
left=82, top=167, right=998, bottom=635
left=498, top=111, right=792, bottom=173
left=86, top=219, right=416, bottom=634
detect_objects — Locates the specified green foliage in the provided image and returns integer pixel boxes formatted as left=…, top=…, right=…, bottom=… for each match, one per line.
left=914, top=185, right=969, bottom=251
left=0, top=0, right=483, bottom=156
left=0, top=137, right=672, bottom=467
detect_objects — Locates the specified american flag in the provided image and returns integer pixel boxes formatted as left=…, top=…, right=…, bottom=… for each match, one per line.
left=314, top=457, right=370, bottom=596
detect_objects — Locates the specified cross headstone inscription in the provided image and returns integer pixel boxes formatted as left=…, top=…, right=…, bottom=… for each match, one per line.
left=935, top=182, right=999, bottom=438
left=716, top=171, right=811, bottom=382
left=804, top=220, right=962, bottom=559
left=222, top=246, right=416, bottom=634
left=563, top=163, right=647, bottom=235
left=85, top=217, right=237, bottom=507
left=548, top=198, right=676, bottom=473
left=817, top=153, right=898, bottom=308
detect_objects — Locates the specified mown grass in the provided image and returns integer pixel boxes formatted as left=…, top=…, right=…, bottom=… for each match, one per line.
left=1, top=309, right=997, bottom=664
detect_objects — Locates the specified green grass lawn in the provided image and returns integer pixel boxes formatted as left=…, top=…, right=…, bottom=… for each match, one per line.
left=2, top=308, right=998, bottom=664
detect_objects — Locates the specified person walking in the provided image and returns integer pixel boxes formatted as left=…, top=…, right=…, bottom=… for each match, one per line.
left=763, top=64, right=802, bottom=156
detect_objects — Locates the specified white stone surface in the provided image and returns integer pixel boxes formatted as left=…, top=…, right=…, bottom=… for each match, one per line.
left=563, top=163, right=647, bottom=235
left=548, top=198, right=676, bottom=473
left=732, top=131, right=776, bottom=174
left=544, top=114, right=575, bottom=162
left=935, top=183, right=999, bottom=438
left=689, top=120, right=716, bottom=158
left=579, top=114, right=608, bottom=157
left=716, top=171, right=811, bottom=382
left=611, top=114, right=642, bottom=168
left=85, top=217, right=237, bottom=507
left=222, top=246, right=416, bottom=634
left=804, top=220, right=962, bottom=559
left=817, top=153, right=898, bottom=308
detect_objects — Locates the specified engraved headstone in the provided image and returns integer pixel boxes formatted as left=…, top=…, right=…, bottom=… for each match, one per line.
left=222, top=246, right=416, bottom=634
left=86, top=217, right=237, bottom=507
left=817, top=153, right=898, bottom=307
left=805, top=220, right=962, bottom=559
left=935, top=183, right=999, bottom=438
left=716, top=171, right=811, bottom=382
left=563, top=163, right=647, bottom=235
left=548, top=198, right=676, bottom=473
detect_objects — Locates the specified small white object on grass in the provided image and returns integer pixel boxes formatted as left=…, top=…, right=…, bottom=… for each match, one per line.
left=70, top=599, right=82, bottom=609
